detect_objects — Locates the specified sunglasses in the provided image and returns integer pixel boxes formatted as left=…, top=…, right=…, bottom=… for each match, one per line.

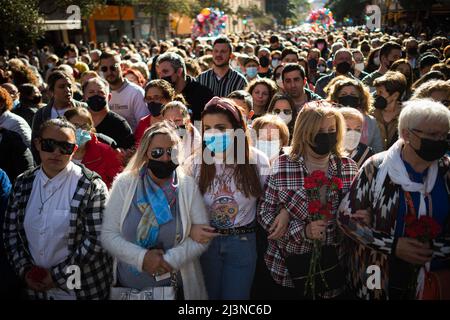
left=150, top=147, right=174, bottom=159
left=100, top=64, right=119, bottom=73
left=272, top=109, right=292, bottom=115
left=40, top=138, right=76, bottom=155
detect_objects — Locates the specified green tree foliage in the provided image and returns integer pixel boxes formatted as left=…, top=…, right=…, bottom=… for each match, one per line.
left=0, top=0, right=44, bottom=51
left=326, top=0, right=368, bottom=22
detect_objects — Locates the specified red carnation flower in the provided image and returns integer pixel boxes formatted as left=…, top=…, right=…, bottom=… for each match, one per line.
left=311, top=170, right=327, bottom=184
left=308, top=200, right=321, bottom=214
left=330, top=177, right=343, bottom=190
left=28, top=266, right=47, bottom=283
left=404, top=214, right=417, bottom=226
left=304, top=177, right=318, bottom=189
left=319, top=208, right=333, bottom=220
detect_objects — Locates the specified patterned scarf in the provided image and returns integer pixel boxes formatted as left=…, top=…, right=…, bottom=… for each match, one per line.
left=136, top=168, right=176, bottom=249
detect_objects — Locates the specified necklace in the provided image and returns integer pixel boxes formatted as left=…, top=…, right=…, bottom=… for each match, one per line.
left=38, top=179, right=64, bottom=215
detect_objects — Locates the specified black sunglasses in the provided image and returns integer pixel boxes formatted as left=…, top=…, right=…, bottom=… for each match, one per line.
left=150, top=147, right=174, bottom=159
left=100, top=64, right=119, bottom=73
left=40, top=138, right=76, bottom=155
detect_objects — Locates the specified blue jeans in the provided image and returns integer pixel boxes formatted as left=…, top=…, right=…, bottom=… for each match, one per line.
left=200, top=233, right=257, bottom=300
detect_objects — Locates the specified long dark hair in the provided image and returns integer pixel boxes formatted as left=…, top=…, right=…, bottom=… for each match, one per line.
left=199, top=100, right=262, bottom=198
left=267, top=93, right=297, bottom=135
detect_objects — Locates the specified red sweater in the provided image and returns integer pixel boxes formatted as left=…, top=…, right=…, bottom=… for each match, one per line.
left=134, top=114, right=154, bottom=147
left=82, top=134, right=124, bottom=188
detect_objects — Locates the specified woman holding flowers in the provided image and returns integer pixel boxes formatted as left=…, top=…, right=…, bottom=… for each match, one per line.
left=338, top=99, right=450, bottom=300
left=257, top=101, right=358, bottom=299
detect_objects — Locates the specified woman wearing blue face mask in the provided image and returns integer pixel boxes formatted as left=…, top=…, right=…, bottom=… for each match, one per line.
left=184, top=96, right=270, bottom=300
left=64, top=107, right=123, bottom=188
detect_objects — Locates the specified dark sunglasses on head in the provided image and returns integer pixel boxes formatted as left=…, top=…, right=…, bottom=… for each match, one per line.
left=100, top=64, right=119, bottom=73
left=150, top=147, right=174, bottom=159
left=40, top=138, right=76, bottom=155
left=273, top=109, right=292, bottom=115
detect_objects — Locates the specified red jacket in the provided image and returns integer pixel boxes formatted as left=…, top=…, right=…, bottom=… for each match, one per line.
left=134, top=114, right=154, bottom=147
left=82, top=134, right=124, bottom=188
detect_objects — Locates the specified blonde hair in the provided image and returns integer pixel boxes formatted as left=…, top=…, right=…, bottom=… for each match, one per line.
left=290, top=103, right=346, bottom=160
left=125, top=121, right=181, bottom=175
left=410, top=80, right=450, bottom=100
left=325, top=75, right=373, bottom=114
left=338, top=107, right=364, bottom=124
left=161, top=101, right=190, bottom=119
left=252, top=114, right=290, bottom=147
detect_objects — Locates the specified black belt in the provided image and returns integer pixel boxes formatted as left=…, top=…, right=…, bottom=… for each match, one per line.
left=215, top=223, right=256, bottom=235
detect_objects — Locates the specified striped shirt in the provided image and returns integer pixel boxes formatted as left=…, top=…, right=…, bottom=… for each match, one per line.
left=196, top=68, right=248, bottom=97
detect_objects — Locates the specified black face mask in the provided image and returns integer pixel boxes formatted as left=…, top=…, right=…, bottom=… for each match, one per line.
left=407, top=47, right=418, bottom=56
left=87, top=95, right=107, bottom=112
left=31, top=95, right=42, bottom=105
left=411, top=131, right=448, bottom=162
left=308, top=58, right=318, bottom=70
left=161, top=75, right=175, bottom=87
left=147, top=159, right=178, bottom=179
left=259, top=56, right=270, bottom=68
left=374, top=95, right=388, bottom=110
left=310, top=132, right=337, bottom=155
left=338, top=95, right=360, bottom=109
left=336, top=61, right=351, bottom=74
left=147, top=102, right=164, bottom=117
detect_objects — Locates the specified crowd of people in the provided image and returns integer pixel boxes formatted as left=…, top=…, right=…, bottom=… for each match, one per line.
left=0, top=26, right=449, bottom=300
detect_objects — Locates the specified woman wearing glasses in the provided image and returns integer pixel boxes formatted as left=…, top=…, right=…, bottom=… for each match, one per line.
left=338, top=99, right=450, bottom=300
left=3, top=118, right=112, bottom=300
left=101, top=121, right=209, bottom=300
left=267, top=93, right=298, bottom=137
left=64, top=107, right=123, bottom=189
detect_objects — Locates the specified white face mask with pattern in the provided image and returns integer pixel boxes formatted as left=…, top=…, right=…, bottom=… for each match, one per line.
left=344, top=130, right=361, bottom=151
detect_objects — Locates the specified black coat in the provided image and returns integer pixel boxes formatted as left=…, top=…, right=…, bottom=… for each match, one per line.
left=0, top=128, right=34, bottom=183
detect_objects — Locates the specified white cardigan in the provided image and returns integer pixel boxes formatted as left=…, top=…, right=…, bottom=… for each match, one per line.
left=101, top=167, right=209, bottom=300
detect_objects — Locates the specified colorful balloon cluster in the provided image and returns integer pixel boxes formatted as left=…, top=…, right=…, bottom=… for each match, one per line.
left=192, top=7, right=228, bottom=38
left=306, top=8, right=335, bottom=31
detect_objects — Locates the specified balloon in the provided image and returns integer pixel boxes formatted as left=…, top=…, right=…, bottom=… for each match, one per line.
left=197, top=14, right=205, bottom=23
left=201, top=8, right=211, bottom=17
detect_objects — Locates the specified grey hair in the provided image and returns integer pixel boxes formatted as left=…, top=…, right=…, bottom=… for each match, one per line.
left=398, top=98, right=450, bottom=139
left=124, top=121, right=181, bottom=174
left=156, top=52, right=186, bottom=78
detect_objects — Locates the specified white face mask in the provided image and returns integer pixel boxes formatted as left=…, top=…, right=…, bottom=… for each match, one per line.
left=318, top=65, right=326, bottom=73
left=276, top=112, right=292, bottom=125
left=272, top=59, right=280, bottom=68
left=355, top=62, right=365, bottom=72
left=68, top=57, right=77, bottom=65
left=256, top=139, right=281, bottom=160
left=344, top=130, right=361, bottom=151
left=373, top=56, right=380, bottom=66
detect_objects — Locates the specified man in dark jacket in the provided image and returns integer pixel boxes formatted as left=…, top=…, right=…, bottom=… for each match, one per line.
left=155, top=52, right=214, bottom=122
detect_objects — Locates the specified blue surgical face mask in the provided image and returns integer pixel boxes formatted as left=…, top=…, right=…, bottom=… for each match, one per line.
left=75, top=128, right=92, bottom=146
left=13, top=99, right=20, bottom=109
left=203, top=131, right=232, bottom=154
left=246, top=67, right=258, bottom=79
